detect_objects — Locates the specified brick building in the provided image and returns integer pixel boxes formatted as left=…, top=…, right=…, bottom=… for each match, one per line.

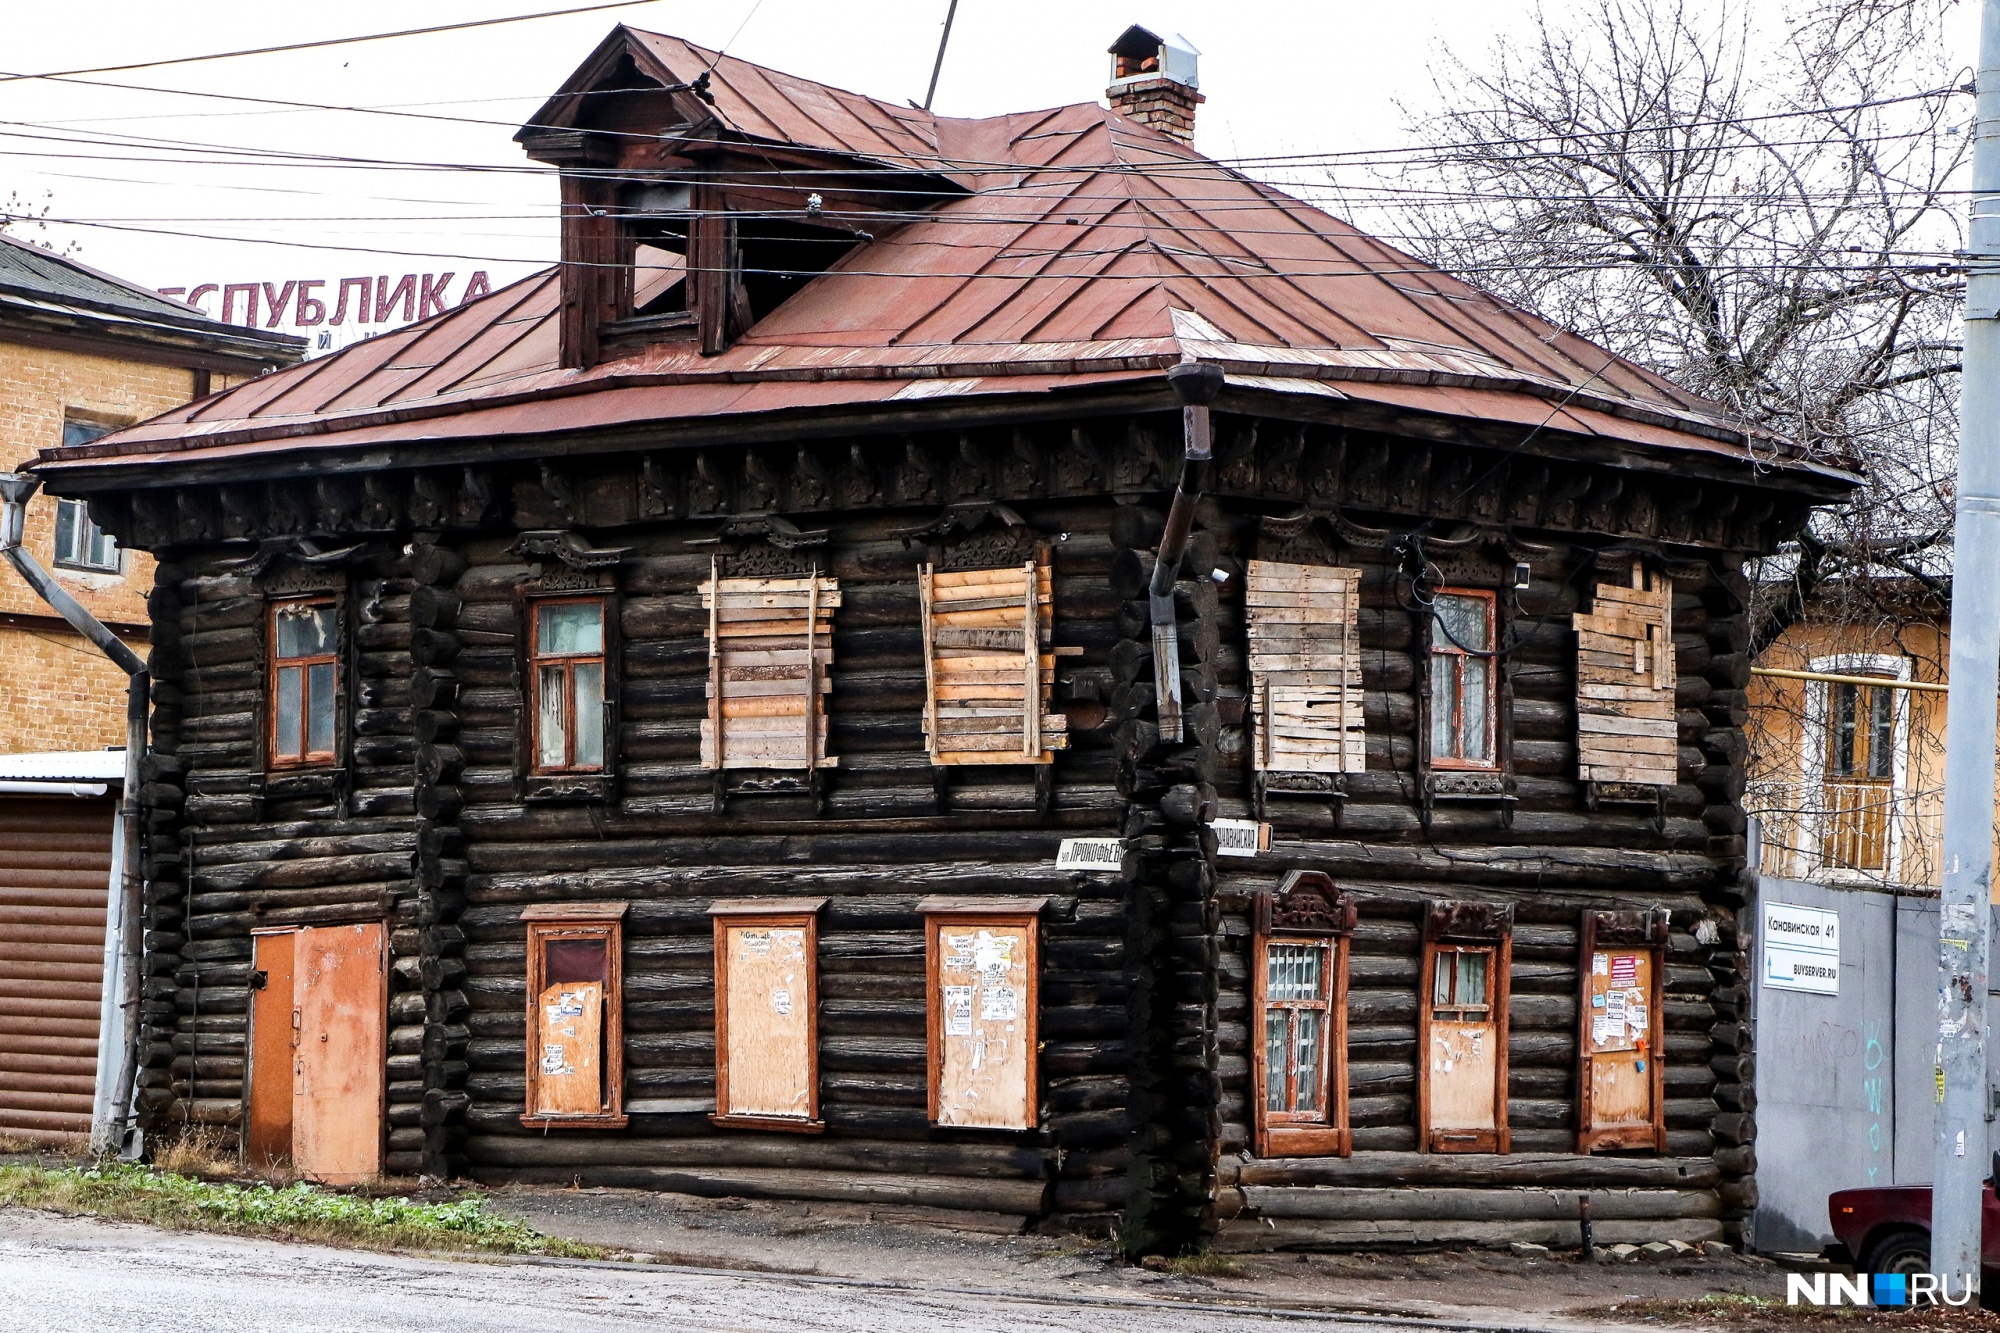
left=0, top=234, right=301, bottom=752
left=0, top=233, right=298, bottom=1143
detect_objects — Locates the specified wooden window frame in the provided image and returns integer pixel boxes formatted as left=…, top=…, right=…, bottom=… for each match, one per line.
left=1576, top=909, right=1669, bottom=1154
left=922, top=897, right=1045, bottom=1131
left=709, top=898, right=826, bottom=1135
left=521, top=901, right=628, bottom=1129
left=1417, top=900, right=1513, bottom=1154
left=1427, top=587, right=1498, bottom=771
left=1250, top=871, right=1355, bottom=1157
left=527, top=595, right=610, bottom=776
left=267, top=595, right=341, bottom=770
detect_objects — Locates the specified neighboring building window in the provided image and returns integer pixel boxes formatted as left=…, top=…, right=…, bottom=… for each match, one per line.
left=522, top=902, right=627, bottom=1128
left=53, top=498, right=120, bottom=573
left=61, top=418, right=113, bottom=448
left=709, top=899, right=825, bottom=1133
left=1429, top=589, right=1495, bottom=767
left=531, top=598, right=607, bottom=772
left=269, top=598, right=338, bottom=767
left=1821, top=675, right=1896, bottom=871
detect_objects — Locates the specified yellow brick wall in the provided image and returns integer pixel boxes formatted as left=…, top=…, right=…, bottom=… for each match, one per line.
left=0, top=339, right=205, bottom=753
left=0, top=624, right=146, bottom=752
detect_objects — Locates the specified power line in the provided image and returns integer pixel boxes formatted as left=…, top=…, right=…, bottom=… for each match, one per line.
left=0, top=1, right=669, bottom=85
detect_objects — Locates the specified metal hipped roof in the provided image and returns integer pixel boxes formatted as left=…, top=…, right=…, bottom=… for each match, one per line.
left=38, top=27, right=1850, bottom=490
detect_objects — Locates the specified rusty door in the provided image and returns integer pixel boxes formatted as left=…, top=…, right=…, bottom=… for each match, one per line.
left=292, top=922, right=385, bottom=1183
left=245, top=931, right=295, bottom=1166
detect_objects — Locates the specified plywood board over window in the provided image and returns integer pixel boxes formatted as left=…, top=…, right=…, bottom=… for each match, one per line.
left=922, top=897, right=1045, bottom=1130
left=1575, top=563, right=1676, bottom=786
left=1245, top=561, right=1365, bottom=774
left=521, top=902, right=628, bottom=1129
left=710, top=898, right=825, bottom=1133
left=1576, top=909, right=1669, bottom=1153
left=919, top=561, right=1067, bottom=765
left=701, top=562, right=839, bottom=771
left=1250, top=870, right=1357, bottom=1157
left=1418, top=900, right=1513, bottom=1154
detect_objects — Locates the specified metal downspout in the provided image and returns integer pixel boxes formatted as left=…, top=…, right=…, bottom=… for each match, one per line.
left=0, top=473, right=149, bottom=1156
left=1150, top=363, right=1225, bottom=743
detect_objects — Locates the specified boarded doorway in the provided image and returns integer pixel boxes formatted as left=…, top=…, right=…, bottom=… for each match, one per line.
left=245, top=922, right=385, bottom=1182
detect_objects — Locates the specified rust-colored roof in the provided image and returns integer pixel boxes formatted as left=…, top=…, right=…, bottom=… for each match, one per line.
left=39, top=27, right=1849, bottom=487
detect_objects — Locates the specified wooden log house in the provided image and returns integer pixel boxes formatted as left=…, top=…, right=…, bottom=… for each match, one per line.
left=33, top=26, right=1854, bottom=1252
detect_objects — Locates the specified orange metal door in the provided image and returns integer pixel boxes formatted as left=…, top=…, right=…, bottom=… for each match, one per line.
left=245, top=931, right=295, bottom=1167
left=292, top=922, right=385, bottom=1183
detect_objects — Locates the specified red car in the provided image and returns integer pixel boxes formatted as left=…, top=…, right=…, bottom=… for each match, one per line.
left=1827, top=1176, right=2000, bottom=1276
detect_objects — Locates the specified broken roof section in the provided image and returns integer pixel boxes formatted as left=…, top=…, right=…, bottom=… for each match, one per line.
left=38, top=26, right=1849, bottom=487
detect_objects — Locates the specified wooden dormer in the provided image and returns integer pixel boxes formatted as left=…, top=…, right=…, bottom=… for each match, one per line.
left=518, top=27, right=966, bottom=369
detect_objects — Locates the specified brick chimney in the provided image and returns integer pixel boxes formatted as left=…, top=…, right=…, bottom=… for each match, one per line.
left=1106, top=25, right=1202, bottom=143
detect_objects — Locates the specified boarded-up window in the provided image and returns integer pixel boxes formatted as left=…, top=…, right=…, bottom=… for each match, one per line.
left=922, top=897, right=1043, bottom=1130
left=1577, top=910, right=1668, bottom=1153
left=1418, top=901, right=1512, bottom=1154
left=1575, top=565, right=1675, bottom=786
left=701, top=565, right=839, bottom=771
left=1251, top=871, right=1355, bottom=1157
left=522, top=902, right=627, bottom=1128
left=710, top=899, right=824, bottom=1133
left=1245, top=561, right=1364, bottom=774
left=919, top=562, right=1065, bottom=765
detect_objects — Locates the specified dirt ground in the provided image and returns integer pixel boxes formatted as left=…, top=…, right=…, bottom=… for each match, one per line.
left=487, top=1184, right=1825, bottom=1328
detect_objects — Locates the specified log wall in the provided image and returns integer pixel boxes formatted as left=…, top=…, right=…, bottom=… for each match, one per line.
left=112, top=408, right=1779, bottom=1249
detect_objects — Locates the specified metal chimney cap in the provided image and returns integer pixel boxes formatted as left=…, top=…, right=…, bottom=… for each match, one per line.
left=1108, top=24, right=1199, bottom=90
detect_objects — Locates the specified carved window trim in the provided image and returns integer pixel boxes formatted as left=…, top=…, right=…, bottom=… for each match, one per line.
left=267, top=595, right=341, bottom=771
left=1250, top=871, right=1355, bottom=1157
left=1417, top=900, right=1513, bottom=1154
left=1427, top=587, right=1498, bottom=772
left=521, top=902, right=628, bottom=1129
left=709, top=898, right=826, bottom=1135
left=526, top=594, right=611, bottom=776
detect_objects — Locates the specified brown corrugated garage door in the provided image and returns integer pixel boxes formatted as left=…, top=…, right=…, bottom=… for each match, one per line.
left=0, top=796, right=113, bottom=1144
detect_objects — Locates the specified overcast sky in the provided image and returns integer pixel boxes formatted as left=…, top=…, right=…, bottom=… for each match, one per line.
left=0, top=0, right=1979, bottom=318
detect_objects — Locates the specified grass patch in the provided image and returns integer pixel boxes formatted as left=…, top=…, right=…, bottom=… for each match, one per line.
left=1161, top=1252, right=1245, bottom=1279
left=0, top=1162, right=599, bottom=1259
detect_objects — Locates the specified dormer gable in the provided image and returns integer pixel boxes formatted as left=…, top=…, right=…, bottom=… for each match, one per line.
left=518, top=27, right=968, bottom=368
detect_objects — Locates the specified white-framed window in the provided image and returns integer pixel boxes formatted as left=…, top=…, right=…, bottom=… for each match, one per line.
left=1800, top=653, right=1910, bottom=882
left=54, top=497, right=120, bottom=573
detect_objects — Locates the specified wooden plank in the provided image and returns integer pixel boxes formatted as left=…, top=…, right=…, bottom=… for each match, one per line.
left=1578, top=682, right=1670, bottom=703
left=1579, top=764, right=1672, bottom=784
left=932, top=627, right=1026, bottom=651
left=1575, top=713, right=1676, bottom=738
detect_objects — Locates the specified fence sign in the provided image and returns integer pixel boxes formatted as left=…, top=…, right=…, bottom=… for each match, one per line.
left=1763, top=901, right=1841, bottom=995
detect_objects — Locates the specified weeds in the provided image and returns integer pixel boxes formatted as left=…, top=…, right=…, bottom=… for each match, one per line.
left=150, top=1126, right=237, bottom=1177
left=1585, top=1294, right=2000, bottom=1328
left=1161, top=1252, right=1244, bottom=1279
left=0, top=1162, right=600, bottom=1259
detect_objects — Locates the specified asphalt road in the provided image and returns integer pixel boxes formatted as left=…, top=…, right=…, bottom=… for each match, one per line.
left=0, top=1211, right=1479, bottom=1333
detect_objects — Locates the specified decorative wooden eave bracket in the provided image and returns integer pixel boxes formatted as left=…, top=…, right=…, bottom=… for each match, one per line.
left=219, top=536, right=363, bottom=577
left=510, top=529, right=632, bottom=568
left=685, top=514, right=830, bottom=551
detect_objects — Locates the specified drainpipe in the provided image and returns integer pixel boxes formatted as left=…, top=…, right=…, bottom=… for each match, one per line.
left=0, top=473, right=149, bottom=1156
left=1151, top=362, right=1225, bottom=743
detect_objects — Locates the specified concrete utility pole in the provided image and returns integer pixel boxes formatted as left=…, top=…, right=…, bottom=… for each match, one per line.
left=1931, top=0, right=2000, bottom=1290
